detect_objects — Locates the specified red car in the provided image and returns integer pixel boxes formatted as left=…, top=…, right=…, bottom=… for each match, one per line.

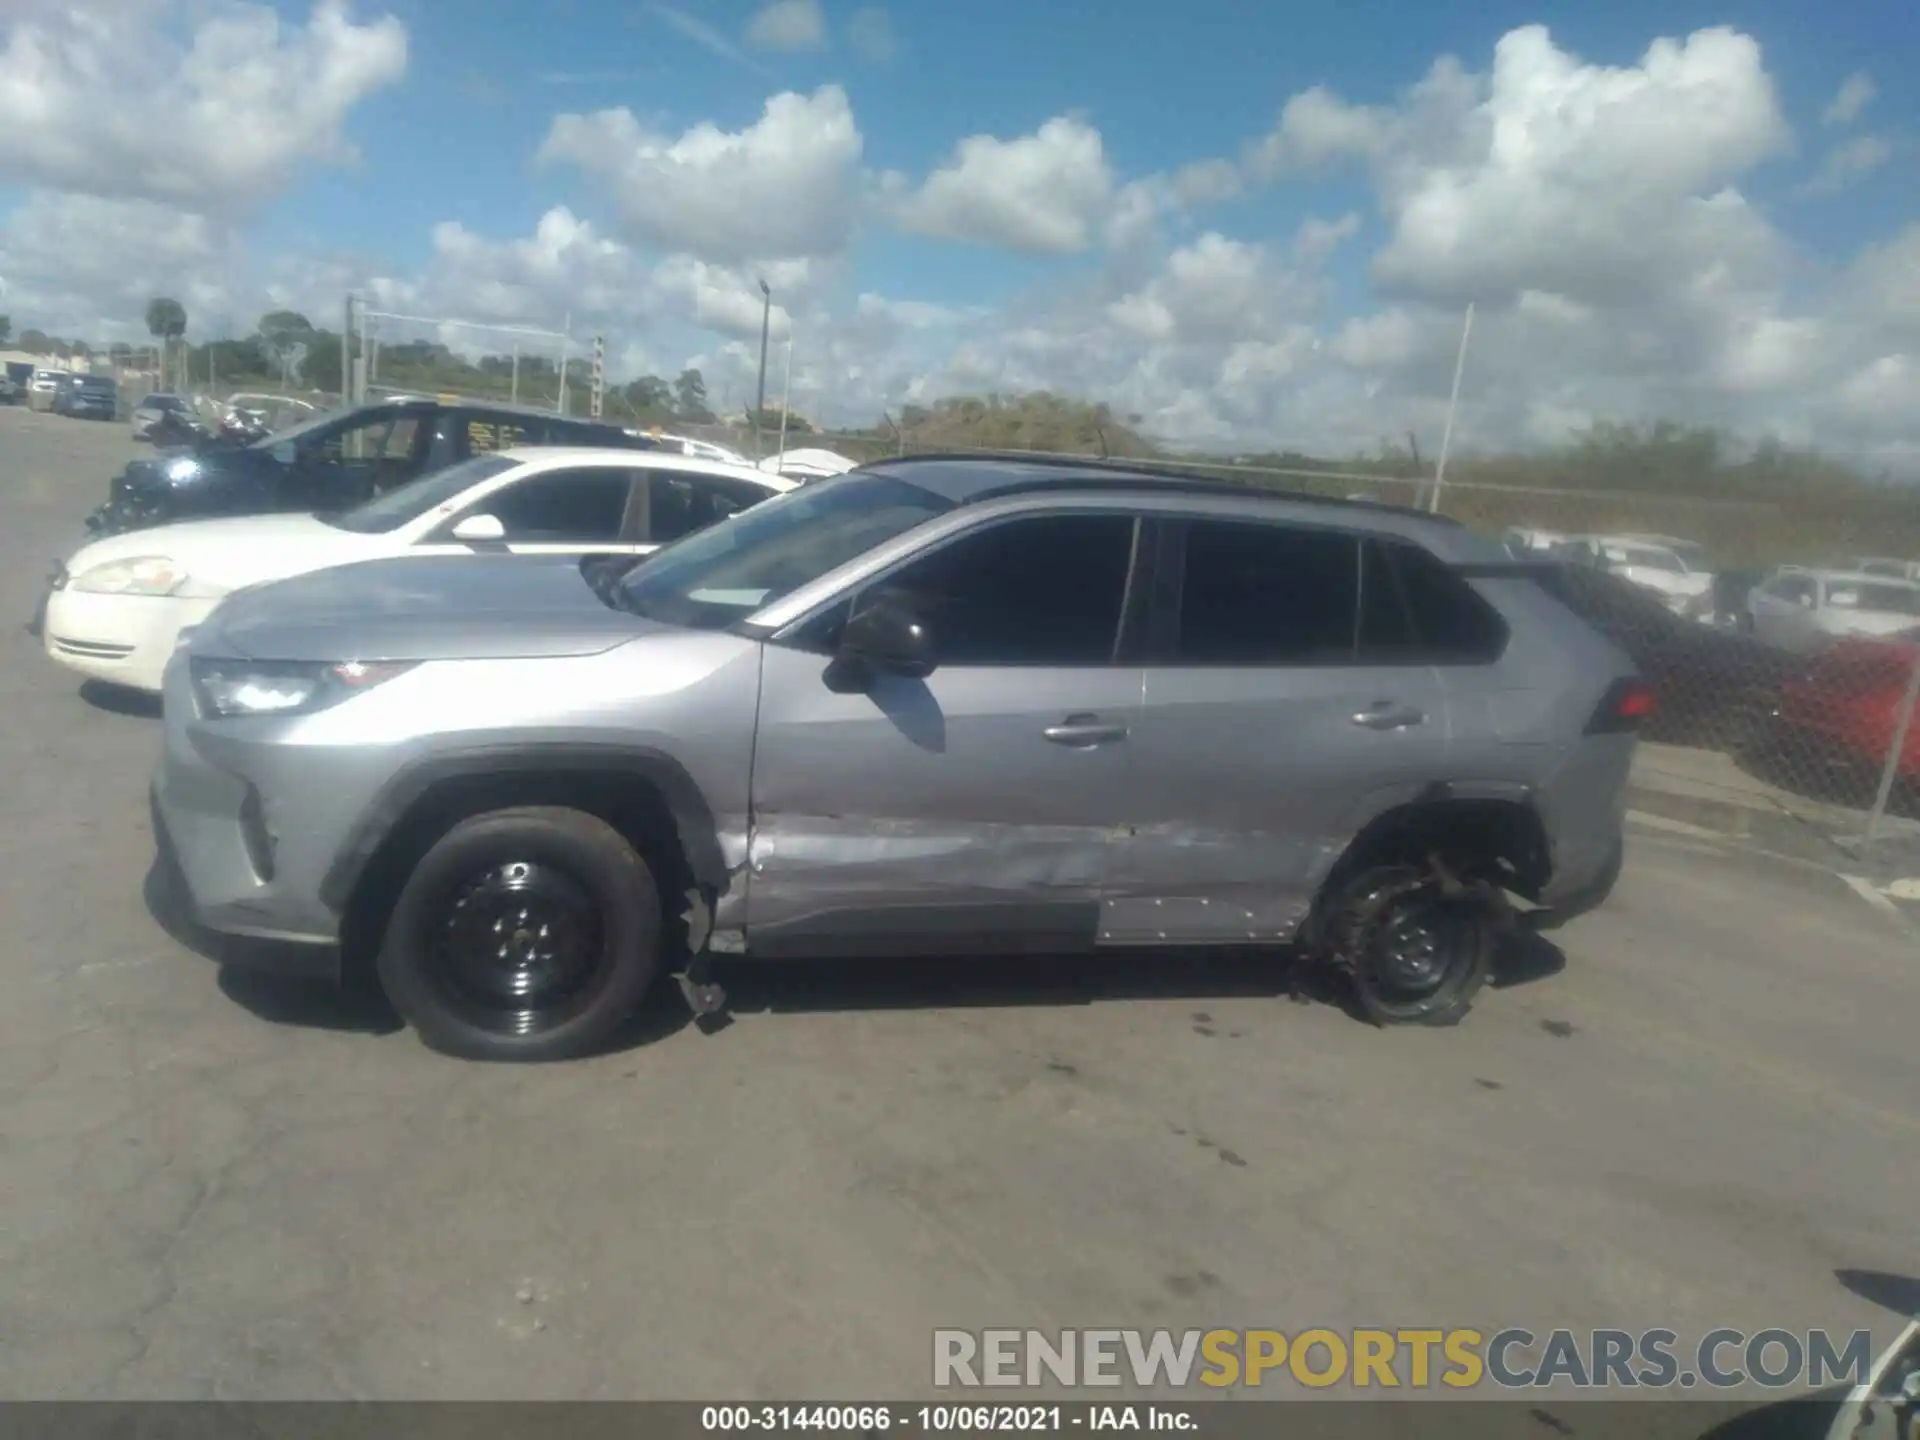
left=1770, top=628, right=1920, bottom=790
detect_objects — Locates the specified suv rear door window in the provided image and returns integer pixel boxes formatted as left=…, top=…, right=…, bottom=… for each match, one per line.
left=1378, top=540, right=1510, bottom=663
left=1173, top=520, right=1359, bottom=664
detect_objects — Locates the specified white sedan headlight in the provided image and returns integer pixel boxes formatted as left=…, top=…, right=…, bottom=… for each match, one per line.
left=69, top=556, right=189, bottom=596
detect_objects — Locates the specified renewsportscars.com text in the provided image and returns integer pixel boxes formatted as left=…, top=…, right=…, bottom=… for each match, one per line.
left=932, top=1327, right=1878, bottom=1391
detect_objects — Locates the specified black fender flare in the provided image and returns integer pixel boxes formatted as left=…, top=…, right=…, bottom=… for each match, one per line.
left=317, top=743, right=731, bottom=917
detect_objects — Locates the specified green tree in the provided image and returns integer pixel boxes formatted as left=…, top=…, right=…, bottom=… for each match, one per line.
left=145, top=297, right=187, bottom=388
left=620, top=374, right=675, bottom=421
left=17, top=329, right=52, bottom=354
left=0, top=314, right=10, bottom=346
left=673, top=367, right=712, bottom=421
left=257, top=310, right=316, bottom=383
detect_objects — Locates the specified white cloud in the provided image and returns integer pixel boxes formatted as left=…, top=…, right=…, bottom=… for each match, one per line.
left=0, top=191, right=240, bottom=339
left=891, top=116, right=1114, bottom=254
left=1107, top=233, right=1315, bottom=344
left=539, top=87, right=863, bottom=262
left=846, top=7, right=898, bottom=64
left=1801, top=134, right=1894, bottom=196
left=1822, top=72, right=1876, bottom=127
left=746, top=0, right=826, bottom=53
left=1293, top=213, right=1361, bottom=264
left=0, top=0, right=407, bottom=212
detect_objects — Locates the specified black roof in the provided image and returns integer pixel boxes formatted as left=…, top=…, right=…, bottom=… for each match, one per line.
left=369, top=394, right=632, bottom=427
left=856, top=451, right=1457, bottom=525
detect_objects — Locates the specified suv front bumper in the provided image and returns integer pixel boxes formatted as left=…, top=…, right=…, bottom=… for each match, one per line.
left=149, top=655, right=404, bottom=977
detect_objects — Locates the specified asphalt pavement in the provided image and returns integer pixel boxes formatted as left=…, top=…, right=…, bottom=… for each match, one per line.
left=0, top=404, right=1914, bottom=1406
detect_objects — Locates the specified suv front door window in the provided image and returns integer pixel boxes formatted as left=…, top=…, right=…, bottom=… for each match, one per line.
left=744, top=511, right=1148, bottom=948
left=1103, top=519, right=1453, bottom=945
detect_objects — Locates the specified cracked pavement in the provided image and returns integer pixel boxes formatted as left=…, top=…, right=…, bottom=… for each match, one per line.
left=1, top=406, right=1914, bottom=1402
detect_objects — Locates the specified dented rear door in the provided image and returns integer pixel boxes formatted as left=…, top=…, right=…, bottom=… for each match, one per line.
left=739, top=510, right=1150, bottom=955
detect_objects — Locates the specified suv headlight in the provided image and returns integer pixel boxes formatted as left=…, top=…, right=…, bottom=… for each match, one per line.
left=189, top=659, right=417, bottom=718
left=70, top=556, right=189, bottom=595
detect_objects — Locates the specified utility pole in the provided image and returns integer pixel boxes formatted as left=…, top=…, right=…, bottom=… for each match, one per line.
left=1429, top=301, right=1475, bottom=516
left=753, top=278, right=771, bottom=458
left=774, top=330, right=794, bottom=465
left=589, top=335, right=605, bottom=420
left=341, top=294, right=354, bottom=407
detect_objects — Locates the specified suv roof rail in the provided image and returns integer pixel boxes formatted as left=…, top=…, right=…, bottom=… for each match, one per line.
left=866, top=451, right=1460, bottom=525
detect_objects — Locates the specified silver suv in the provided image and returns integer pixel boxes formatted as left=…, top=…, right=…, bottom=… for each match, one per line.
left=151, top=456, right=1647, bottom=1060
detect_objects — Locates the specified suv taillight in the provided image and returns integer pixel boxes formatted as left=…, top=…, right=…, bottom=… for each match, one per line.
left=1587, top=677, right=1657, bottom=734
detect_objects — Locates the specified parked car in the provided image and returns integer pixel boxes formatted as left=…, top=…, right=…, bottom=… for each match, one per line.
left=1852, top=556, right=1920, bottom=584
left=150, top=455, right=1646, bottom=1061
left=3, top=360, right=33, bottom=400
left=1761, top=628, right=1920, bottom=800
left=1533, top=562, right=1797, bottom=749
left=38, top=447, right=792, bottom=695
left=130, top=392, right=196, bottom=441
left=52, top=372, right=119, bottom=421
left=84, top=396, right=670, bottom=538
left=0, top=373, right=19, bottom=405
left=759, top=446, right=858, bottom=483
left=26, top=368, right=69, bottom=411
left=1744, top=567, right=1920, bottom=655
left=1557, top=533, right=1716, bottom=620
left=1500, top=526, right=1566, bottom=557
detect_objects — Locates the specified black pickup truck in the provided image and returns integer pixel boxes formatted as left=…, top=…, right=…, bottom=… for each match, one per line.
left=87, top=395, right=664, bottom=537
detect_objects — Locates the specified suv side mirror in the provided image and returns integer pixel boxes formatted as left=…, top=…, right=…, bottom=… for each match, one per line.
left=835, top=591, right=936, bottom=682
left=452, top=513, right=507, bottom=543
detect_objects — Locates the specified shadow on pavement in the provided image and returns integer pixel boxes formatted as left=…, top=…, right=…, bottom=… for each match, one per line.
left=1491, top=931, right=1569, bottom=989
left=79, top=678, right=162, bottom=718
left=1836, top=1267, right=1920, bottom=1319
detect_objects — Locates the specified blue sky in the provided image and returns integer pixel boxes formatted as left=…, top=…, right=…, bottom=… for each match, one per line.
left=0, top=0, right=1916, bottom=464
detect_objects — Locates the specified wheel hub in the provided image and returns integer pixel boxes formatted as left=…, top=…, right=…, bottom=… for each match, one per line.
left=437, top=860, right=606, bottom=1033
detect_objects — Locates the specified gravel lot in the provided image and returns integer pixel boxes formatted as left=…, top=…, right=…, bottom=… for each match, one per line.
left=0, top=403, right=1914, bottom=1408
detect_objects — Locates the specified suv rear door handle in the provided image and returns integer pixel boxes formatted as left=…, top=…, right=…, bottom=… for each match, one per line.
left=1043, top=713, right=1129, bottom=747
left=1352, top=701, right=1426, bottom=730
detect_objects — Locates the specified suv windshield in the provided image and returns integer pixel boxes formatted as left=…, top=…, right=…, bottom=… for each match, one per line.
left=318, top=454, right=518, bottom=533
left=613, top=472, right=951, bottom=630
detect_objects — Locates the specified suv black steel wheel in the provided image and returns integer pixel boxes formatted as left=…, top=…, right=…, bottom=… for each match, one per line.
left=376, top=806, right=662, bottom=1061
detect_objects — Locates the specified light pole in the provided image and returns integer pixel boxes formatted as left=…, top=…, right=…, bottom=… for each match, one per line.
left=1429, top=301, right=1475, bottom=515
left=753, top=278, right=771, bottom=458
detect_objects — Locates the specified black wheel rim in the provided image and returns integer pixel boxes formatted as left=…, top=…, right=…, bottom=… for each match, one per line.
left=1356, top=888, right=1481, bottom=1017
left=429, top=859, right=611, bottom=1037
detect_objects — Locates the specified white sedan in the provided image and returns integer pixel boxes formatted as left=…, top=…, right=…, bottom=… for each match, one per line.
left=41, top=446, right=794, bottom=694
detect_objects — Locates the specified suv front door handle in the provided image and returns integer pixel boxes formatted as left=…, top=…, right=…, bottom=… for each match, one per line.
left=1352, top=701, right=1426, bottom=730
left=1043, top=713, right=1129, bottom=747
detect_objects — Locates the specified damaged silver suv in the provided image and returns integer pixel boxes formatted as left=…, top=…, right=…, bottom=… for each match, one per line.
left=152, top=455, right=1648, bottom=1060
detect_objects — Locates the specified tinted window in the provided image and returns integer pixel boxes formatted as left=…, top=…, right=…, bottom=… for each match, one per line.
left=1383, top=542, right=1509, bottom=663
left=1174, top=521, right=1358, bottom=665
left=646, top=471, right=767, bottom=543
left=472, top=468, right=633, bottom=543
left=1768, top=575, right=1815, bottom=602
left=1357, top=539, right=1422, bottom=659
left=866, top=514, right=1135, bottom=666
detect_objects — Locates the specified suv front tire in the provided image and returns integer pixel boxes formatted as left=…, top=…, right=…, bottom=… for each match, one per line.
left=376, top=806, right=663, bottom=1061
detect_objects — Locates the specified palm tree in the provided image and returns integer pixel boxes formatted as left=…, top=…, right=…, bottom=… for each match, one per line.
left=145, top=297, right=187, bottom=389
